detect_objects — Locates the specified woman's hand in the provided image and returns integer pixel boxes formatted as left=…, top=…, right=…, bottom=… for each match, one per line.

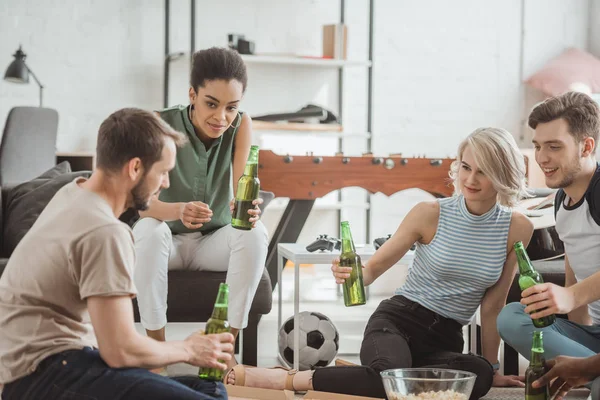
left=331, top=258, right=351, bottom=284
left=492, top=373, right=525, bottom=387
left=180, top=201, right=212, bottom=229
left=230, top=197, right=264, bottom=228
left=331, top=258, right=373, bottom=285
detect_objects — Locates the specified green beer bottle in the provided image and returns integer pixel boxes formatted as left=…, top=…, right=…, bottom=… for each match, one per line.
left=339, top=221, right=366, bottom=307
left=198, top=283, right=230, bottom=381
left=232, top=145, right=260, bottom=230
left=515, top=241, right=556, bottom=328
left=525, top=331, right=549, bottom=400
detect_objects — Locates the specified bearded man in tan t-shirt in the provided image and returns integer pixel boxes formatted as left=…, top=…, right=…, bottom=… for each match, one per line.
left=0, top=108, right=234, bottom=400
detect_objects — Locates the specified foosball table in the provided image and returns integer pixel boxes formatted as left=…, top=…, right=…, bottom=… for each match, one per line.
left=257, top=150, right=455, bottom=289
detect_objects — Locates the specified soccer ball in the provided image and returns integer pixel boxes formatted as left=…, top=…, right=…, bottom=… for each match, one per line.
left=278, top=311, right=339, bottom=371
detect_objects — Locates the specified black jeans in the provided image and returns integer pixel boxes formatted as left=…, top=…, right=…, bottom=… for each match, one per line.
left=313, top=295, right=494, bottom=400
left=2, top=347, right=227, bottom=400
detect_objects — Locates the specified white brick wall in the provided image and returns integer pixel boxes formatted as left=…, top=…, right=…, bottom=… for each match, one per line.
left=590, top=0, right=600, bottom=57
left=0, top=0, right=596, bottom=243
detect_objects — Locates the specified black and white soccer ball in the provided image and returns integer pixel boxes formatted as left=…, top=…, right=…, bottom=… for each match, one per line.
left=278, top=311, right=339, bottom=371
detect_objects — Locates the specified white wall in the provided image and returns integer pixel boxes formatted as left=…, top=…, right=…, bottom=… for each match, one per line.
left=0, top=0, right=165, bottom=152
left=0, top=0, right=595, bottom=243
left=520, top=0, right=592, bottom=144
left=590, top=0, right=600, bottom=57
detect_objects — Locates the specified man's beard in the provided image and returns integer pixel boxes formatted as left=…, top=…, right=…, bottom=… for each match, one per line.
left=550, top=152, right=582, bottom=189
left=131, top=177, right=154, bottom=211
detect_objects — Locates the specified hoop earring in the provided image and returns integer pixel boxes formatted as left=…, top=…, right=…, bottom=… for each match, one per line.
left=232, top=112, right=242, bottom=129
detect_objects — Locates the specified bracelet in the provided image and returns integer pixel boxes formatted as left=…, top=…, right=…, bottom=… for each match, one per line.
left=491, top=362, right=500, bottom=371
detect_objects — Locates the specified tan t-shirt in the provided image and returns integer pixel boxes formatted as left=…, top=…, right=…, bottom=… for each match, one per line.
left=0, top=179, right=137, bottom=384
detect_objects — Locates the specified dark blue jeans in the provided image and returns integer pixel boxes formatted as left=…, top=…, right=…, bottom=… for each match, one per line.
left=2, top=347, right=227, bottom=400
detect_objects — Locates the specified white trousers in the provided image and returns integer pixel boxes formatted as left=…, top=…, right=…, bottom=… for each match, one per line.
left=133, top=218, right=268, bottom=330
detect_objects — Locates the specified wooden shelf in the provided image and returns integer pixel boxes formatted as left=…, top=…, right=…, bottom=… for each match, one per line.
left=241, top=54, right=371, bottom=68
left=253, top=120, right=343, bottom=132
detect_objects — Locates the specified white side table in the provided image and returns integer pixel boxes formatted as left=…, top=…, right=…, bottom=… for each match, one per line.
left=276, top=243, right=414, bottom=370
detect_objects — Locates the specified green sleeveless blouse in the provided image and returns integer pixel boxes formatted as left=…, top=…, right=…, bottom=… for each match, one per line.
left=158, top=105, right=240, bottom=235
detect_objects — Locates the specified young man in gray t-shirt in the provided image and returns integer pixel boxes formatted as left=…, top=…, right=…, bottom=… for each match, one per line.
left=0, top=108, right=233, bottom=400
left=497, top=92, right=600, bottom=399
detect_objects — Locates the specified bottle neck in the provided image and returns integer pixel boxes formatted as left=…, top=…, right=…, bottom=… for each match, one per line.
left=211, top=288, right=229, bottom=320
left=244, top=147, right=259, bottom=177
left=341, top=224, right=356, bottom=253
left=243, top=162, right=258, bottom=177
left=530, top=333, right=545, bottom=366
left=515, top=245, right=535, bottom=275
left=211, top=303, right=228, bottom=320
left=530, top=349, right=545, bottom=366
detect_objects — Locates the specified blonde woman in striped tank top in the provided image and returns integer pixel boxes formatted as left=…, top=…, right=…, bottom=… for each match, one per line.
left=226, top=128, right=535, bottom=400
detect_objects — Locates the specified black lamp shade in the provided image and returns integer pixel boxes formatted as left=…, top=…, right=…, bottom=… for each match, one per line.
left=4, top=47, right=29, bottom=84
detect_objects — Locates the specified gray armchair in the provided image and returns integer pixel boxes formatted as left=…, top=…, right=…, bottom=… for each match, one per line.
left=0, top=107, right=58, bottom=185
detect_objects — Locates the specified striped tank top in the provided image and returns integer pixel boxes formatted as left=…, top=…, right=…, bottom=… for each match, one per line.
left=396, top=195, right=512, bottom=325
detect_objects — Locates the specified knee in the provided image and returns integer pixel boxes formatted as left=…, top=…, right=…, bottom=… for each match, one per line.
left=361, top=343, right=410, bottom=373
left=497, top=302, right=531, bottom=341
left=451, top=355, right=493, bottom=400
left=133, top=218, right=172, bottom=249
left=367, top=358, right=401, bottom=374
left=235, top=220, right=268, bottom=247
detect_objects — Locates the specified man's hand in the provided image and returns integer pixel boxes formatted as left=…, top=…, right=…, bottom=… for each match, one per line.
left=493, top=373, right=525, bottom=387
left=521, top=283, right=576, bottom=319
left=183, top=331, right=235, bottom=370
left=533, top=356, right=595, bottom=400
left=230, top=197, right=263, bottom=228
left=180, top=201, right=213, bottom=229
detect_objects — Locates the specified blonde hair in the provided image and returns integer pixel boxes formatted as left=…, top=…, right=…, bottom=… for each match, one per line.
left=449, top=127, right=529, bottom=207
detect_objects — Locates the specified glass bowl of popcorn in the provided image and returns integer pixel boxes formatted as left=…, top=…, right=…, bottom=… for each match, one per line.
left=380, top=368, right=476, bottom=400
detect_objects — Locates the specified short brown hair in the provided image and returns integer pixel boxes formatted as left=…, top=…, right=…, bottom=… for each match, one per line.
left=96, top=108, right=187, bottom=173
left=528, top=91, right=600, bottom=144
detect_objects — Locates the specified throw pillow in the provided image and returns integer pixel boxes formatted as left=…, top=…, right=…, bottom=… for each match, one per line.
left=3, top=163, right=91, bottom=255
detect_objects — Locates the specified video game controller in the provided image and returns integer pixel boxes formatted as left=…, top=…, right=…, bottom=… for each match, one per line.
left=373, top=234, right=416, bottom=251
left=373, top=234, right=392, bottom=250
left=306, top=234, right=342, bottom=252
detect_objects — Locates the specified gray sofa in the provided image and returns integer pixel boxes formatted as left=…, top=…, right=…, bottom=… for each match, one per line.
left=0, top=163, right=273, bottom=366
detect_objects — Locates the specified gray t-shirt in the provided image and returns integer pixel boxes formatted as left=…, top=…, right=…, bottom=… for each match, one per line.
left=0, top=179, right=137, bottom=384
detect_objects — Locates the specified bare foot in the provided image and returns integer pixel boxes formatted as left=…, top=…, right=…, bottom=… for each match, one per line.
left=226, top=366, right=290, bottom=390
left=226, top=355, right=238, bottom=371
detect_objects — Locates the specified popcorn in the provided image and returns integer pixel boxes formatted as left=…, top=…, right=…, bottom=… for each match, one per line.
left=389, top=390, right=468, bottom=400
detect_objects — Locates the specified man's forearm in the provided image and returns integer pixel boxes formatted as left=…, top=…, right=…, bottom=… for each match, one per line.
left=582, top=354, right=600, bottom=378
left=106, top=333, right=190, bottom=369
left=570, top=271, right=600, bottom=310
left=139, top=198, right=182, bottom=222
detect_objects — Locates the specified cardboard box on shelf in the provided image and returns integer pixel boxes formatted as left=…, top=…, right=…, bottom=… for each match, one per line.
left=322, top=24, right=347, bottom=60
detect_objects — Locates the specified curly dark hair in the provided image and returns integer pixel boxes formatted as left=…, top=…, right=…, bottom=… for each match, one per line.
left=190, top=47, right=248, bottom=93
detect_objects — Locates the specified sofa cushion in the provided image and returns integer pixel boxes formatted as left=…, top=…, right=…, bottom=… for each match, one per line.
left=132, top=269, right=273, bottom=323
left=3, top=162, right=91, bottom=255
